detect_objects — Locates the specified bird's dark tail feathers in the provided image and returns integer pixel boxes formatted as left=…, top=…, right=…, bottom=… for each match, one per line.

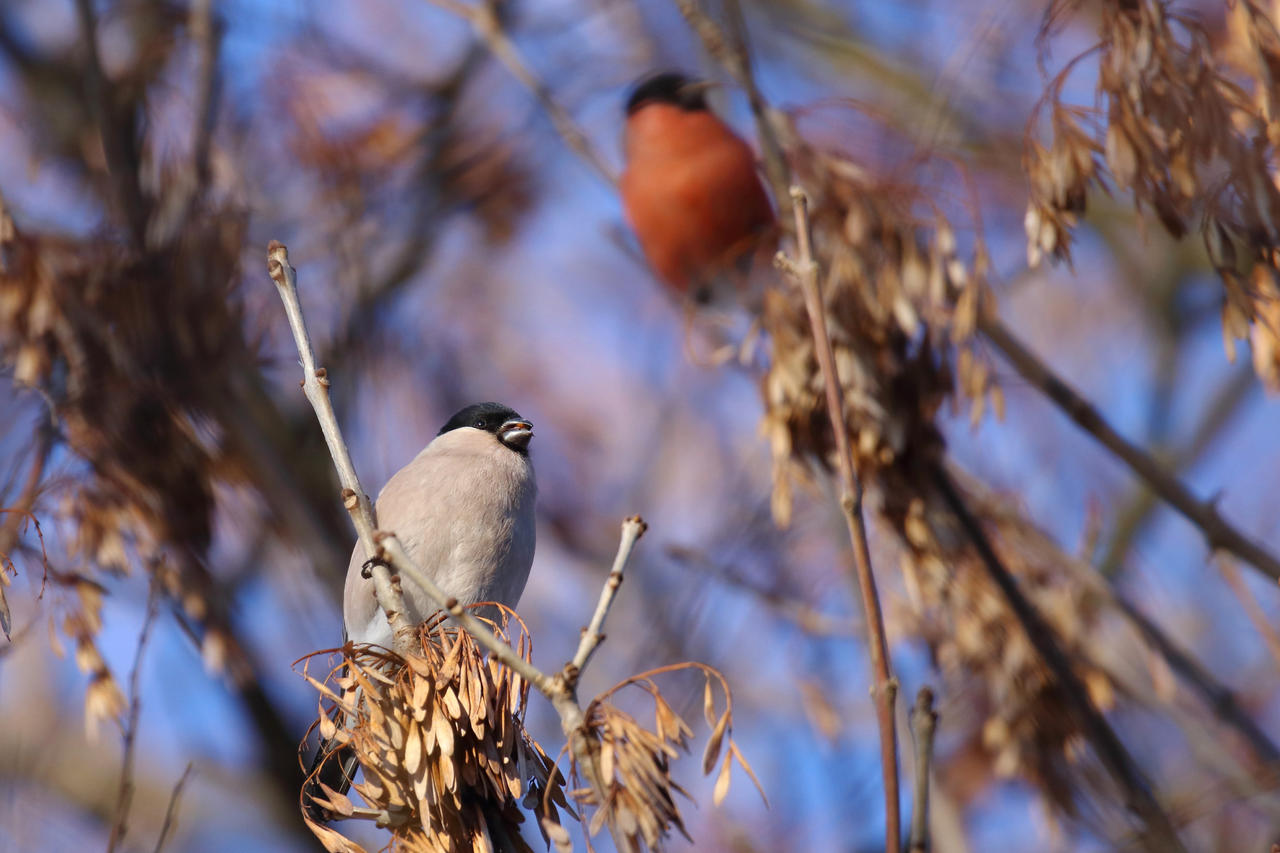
left=302, top=725, right=360, bottom=822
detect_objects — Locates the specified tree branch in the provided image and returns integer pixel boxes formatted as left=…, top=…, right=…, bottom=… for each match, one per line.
left=73, top=0, right=148, bottom=247
left=930, top=464, right=1186, bottom=852
left=151, top=763, right=194, bottom=853
left=570, top=516, right=646, bottom=678
left=980, top=316, right=1280, bottom=584
left=775, top=187, right=901, bottom=853
left=908, top=687, right=937, bottom=853
left=106, top=579, right=161, bottom=853
left=187, top=0, right=219, bottom=196
left=426, top=0, right=616, bottom=185
left=266, top=242, right=417, bottom=656
left=1100, top=362, right=1256, bottom=576
left=674, top=0, right=792, bottom=213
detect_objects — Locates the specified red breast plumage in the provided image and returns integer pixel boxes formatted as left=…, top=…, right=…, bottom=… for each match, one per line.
left=620, top=72, right=776, bottom=300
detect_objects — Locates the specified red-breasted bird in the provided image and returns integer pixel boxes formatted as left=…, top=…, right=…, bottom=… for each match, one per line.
left=620, top=71, right=777, bottom=303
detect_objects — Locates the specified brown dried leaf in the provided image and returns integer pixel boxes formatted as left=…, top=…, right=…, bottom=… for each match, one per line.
left=712, top=748, right=733, bottom=806
left=701, top=712, right=729, bottom=775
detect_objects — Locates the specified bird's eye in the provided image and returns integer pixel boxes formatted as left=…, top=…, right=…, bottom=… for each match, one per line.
left=474, top=418, right=487, bottom=429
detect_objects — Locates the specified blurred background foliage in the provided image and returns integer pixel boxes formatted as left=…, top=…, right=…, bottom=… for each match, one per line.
left=0, top=0, right=1279, bottom=851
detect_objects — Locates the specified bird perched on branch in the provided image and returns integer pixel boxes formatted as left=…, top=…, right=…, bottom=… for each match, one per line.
left=305, top=401, right=538, bottom=819
left=620, top=71, right=777, bottom=304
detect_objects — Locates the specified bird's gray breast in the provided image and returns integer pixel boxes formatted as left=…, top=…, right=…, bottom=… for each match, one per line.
left=342, top=434, right=536, bottom=646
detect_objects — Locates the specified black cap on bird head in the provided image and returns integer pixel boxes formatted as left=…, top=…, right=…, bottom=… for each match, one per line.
left=440, top=402, right=534, bottom=453
left=625, top=71, right=709, bottom=116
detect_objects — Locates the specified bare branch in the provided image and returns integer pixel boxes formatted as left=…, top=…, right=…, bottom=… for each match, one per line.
left=73, top=0, right=148, bottom=246
left=1114, top=585, right=1280, bottom=767
left=0, top=426, right=52, bottom=641
left=570, top=515, right=646, bottom=677
left=373, top=531, right=557, bottom=697
left=908, top=687, right=938, bottom=853
left=266, top=242, right=416, bottom=656
left=775, top=186, right=901, bottom=853
left=151, top=763, right=194, bottom=853
left=930, top=465, right=1186, bottom=851
left=1099, top=362, right=1255, bottom=575
left=106, top=580, right=161, bottom=853
left=188, top=0, right=220, bottom=195
left=981, top=316, right=1280, bottom=584
left=427, top=0, right=616, bottom=186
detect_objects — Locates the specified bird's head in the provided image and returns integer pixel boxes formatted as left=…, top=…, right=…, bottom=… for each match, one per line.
left=625, top=71, right=712, bottom=116
left=439, top=402, right=533, bottom=454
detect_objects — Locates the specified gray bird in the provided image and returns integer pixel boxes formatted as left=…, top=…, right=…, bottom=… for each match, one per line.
left=343, top=401, right=537, bottom=646
left=305, top=401, right=537, bottom=819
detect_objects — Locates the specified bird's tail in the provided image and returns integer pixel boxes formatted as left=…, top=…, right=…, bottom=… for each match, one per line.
left=302, top=723, right=360, bottom=822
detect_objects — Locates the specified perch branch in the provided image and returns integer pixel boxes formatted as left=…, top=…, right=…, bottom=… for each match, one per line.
left=775, top=187, right=901, bottom=853
left=267, top=242, right=417, bottom=656
left=374, top=532, right=557, bottom=696
left=981, top=316, right=1280, bottom=584
left=187, top=0, right=219, bottom=195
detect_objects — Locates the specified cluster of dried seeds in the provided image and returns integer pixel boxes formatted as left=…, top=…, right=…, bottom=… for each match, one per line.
left=897, top=477, right=1113, bottom=808
left=1032, top=0, right=1280, bottom=388
left=0, top=193, right=252, bottom=726
left=752, top=122, right=1114, bottom=809
left=303, top=611, right=569, bottom=853
left=303, top=609, right=757, bottom=853
left=571, top=667, right=758, bottom=853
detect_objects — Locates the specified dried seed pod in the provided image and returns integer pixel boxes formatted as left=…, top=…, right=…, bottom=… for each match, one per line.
left=302, top=607, right=569, bottom=853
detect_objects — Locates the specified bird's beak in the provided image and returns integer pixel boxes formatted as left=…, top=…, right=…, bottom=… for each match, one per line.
left=498, top=419, right=533, bottom=450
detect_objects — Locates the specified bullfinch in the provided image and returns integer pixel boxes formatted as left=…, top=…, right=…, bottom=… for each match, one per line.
left=306, top=401, right=537, bottom=818
left=620, top=71, right=777, bottom=303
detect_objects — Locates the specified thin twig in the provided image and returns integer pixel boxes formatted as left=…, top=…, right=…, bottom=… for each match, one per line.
left=151, top=763, right=195, bottom=853
left=930, top=465, right=1186, bottom=852
left=1099, top=362, right=1255, bottom=576
left=374, top=532, right=557, bottom=696
left=188, top=0, right=219, bottom=195
left=1110, top=590, right=1280, bottom=766
left=665, top=544, right=857, bottom=636
left=1217, top=556, right=1280, bottom=672
left=73, top=0, right=147, bottom=247
left=427, top=0, right=616, bottom=185
left=908, top=687, right=938, bottom=853
left=0, top=426, right=52, bottom=640
left=570, top=516, right=647, bottom=677
left=107, top=580, right=161, bottom=853
left=775, top=187, right=901, bottom=853
left=981, top=315, right=1280, bottom=584
left=267, top=242, right=416, bottom=656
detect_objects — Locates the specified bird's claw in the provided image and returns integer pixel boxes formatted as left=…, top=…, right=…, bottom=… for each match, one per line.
left=361, top=557, right=387, bottom=580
